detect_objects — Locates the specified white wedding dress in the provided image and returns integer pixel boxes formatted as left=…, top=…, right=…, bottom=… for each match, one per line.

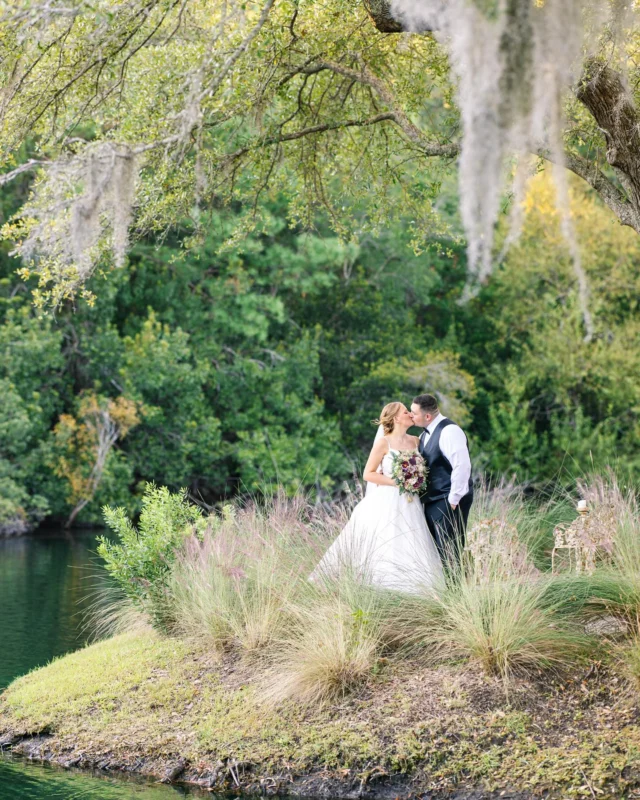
left=310, top=441, right=444, bottom=594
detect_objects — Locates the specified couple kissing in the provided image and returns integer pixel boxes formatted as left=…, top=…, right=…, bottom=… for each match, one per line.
left=310, top=394, right=473, bottom=594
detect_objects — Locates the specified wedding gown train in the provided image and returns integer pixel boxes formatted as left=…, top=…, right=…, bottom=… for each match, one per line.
left=310, top=444, right=444, bottom=594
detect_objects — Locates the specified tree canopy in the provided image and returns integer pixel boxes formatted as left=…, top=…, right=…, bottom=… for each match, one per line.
left=2, top=163, right=639, bottom=530
left=1, top=0, right=640, bottom=530
left=2, top=0, right=639, bottom=308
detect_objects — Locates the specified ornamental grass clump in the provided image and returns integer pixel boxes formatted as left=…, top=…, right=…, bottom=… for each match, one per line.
left=396, top=483, right=591, bottom=683
left=83, top=585, right=152, bottom=642
left=168, top=493, right=347, bottom=656
left=416, top=573, right=590, bottom=682
left=168, top=491, right=403, bottom=701
left=262, top=579, right=398, bottom=706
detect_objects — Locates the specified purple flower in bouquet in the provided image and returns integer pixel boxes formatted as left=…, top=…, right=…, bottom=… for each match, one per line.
left=390, top=449, right=429, bottom=502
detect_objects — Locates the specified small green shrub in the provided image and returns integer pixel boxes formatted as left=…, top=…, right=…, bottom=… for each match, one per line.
left=98, top=483, right=202, bottom=630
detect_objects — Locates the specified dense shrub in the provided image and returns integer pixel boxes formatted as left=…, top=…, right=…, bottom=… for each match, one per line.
left=98, top=484, right=202, bottom=629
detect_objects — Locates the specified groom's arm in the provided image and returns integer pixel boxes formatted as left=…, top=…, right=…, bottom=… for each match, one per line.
left=440, top=426, right=471, bottom=508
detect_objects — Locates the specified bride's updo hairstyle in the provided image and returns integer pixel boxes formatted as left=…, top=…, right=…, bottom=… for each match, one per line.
left=373, top=402, right=404, bottom=436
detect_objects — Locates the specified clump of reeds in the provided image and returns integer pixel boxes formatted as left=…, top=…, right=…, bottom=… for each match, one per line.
left=393, top=481, right=592, bottom=682
left=167, top=492, right=349, bottom=657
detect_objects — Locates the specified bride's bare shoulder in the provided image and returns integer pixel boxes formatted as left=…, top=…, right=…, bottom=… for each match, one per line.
left=371, top=436, right=389, bottom=452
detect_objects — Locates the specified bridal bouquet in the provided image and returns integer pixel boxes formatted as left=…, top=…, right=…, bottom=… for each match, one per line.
left=390, top=450, right=428, bottom=502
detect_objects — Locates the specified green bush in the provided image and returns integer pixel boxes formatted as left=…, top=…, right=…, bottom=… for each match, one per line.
left=98, top=484, right=202, bottom=630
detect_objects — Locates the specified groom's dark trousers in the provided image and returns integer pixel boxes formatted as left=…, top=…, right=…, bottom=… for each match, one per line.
left=422, top=493, right=473, bottom=564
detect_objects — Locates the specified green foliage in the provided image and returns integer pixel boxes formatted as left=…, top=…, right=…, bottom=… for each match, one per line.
left=0, top=380, right=50, bottom=532
left=0, top=0, right=455, bottom=302
left=355, top=350, right=476, bottom=427
left=119, top=312, right=222, bottom=492
left=486, top=368, right=545, bottom=477
left=0, top=307, right=65, bottom=530
left=98, top=484, right=202, bottom=629
left=461, top=174, right=640, bottom=483
left=1, top=165, right=640, bottom=524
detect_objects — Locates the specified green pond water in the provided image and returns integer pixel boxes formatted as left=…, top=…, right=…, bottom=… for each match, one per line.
left=0, top=529, right=204, bottom=799
left=0, top=755, right=204, bottom=799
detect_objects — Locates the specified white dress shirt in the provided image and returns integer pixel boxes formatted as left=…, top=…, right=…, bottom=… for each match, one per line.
left=423, top=413, right=471, bottom=506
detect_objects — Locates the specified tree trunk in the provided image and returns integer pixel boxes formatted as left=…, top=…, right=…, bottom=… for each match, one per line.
left=575, top=59, right=640, bottom=232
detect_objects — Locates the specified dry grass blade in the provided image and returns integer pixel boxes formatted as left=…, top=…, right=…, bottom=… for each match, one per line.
left=82, top=584, right=152, bottom=642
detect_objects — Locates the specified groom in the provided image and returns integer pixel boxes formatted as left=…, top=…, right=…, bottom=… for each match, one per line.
left=410, top=394, right=473, bottom=565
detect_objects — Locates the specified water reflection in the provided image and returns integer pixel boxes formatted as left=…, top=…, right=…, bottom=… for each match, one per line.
left=0, top=528, right=215, bottom=798
left=0, top=755, right=206, bottom=798
left=0, top=528, right=111, bottom=691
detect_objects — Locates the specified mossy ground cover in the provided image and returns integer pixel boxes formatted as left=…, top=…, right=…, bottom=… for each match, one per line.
left=2, top=631, right=640, bottom=798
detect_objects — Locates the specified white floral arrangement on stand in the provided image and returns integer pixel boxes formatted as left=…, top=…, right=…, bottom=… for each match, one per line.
left=552, top=500, right=616, bottom=575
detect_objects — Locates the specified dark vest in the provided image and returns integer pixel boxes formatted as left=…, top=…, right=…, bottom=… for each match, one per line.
left=419, top=418, right=473, bottom=504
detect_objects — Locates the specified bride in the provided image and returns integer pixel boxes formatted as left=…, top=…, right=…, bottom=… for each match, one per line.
left=310, top=402, right=443, bottom=593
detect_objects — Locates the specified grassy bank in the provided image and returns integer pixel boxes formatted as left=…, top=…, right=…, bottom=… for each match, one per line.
left=2, top=629, right=640, bottom=798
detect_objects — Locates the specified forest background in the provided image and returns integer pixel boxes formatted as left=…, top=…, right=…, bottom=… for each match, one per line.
left=2, top=150, right=639, bottom=532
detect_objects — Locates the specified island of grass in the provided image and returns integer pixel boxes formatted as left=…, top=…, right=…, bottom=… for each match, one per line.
left=3, top=479, right=640, bottom=798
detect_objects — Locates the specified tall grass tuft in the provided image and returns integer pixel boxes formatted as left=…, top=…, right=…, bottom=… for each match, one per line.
left=168, top=493, right=348, bottom=656
left=395, top=481, right=593, bottom=683
left=617, top=635, right=640, bottom=689
left=262, top=579, right=400, bottom=705
left=83, top=585, right=152, bottom=642
left=405, top=573, right=590, bottom=681
left=167, top=491, right=406, bottom=702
